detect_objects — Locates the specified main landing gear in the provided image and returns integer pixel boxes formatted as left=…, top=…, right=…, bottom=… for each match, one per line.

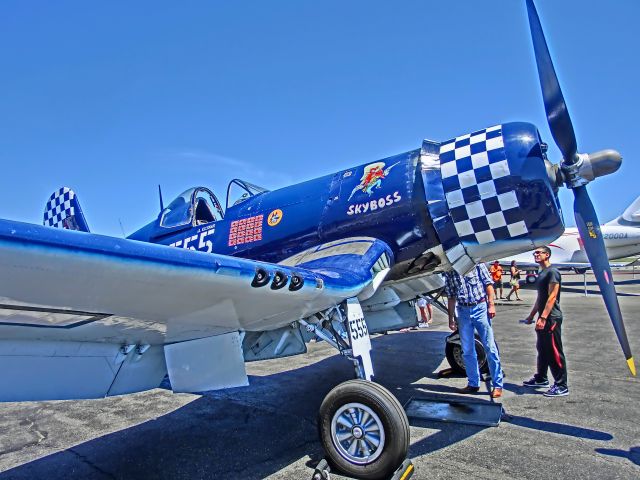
left=300, top=299, right=412, bottom=480
left=445, top=330, right=489, bottom=376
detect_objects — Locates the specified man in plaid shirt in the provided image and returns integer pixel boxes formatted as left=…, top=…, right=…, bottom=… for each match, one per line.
left=444, top=263, right=504, bottom=398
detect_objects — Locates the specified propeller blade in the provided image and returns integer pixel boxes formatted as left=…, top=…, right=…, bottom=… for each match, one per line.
left=526, top=0, right=577, bottom=163
left=573, top=186, right=636, bottom=375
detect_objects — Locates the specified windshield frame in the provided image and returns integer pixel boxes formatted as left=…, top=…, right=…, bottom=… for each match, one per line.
left=225, top=179, right=269, bottom=210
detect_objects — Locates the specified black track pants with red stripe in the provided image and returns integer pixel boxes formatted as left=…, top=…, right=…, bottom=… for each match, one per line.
left=535, top=317, right=567, bottom=389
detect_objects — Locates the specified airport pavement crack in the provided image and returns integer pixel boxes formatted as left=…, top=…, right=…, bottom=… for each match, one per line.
left=67, top=448, right=116, bottom=480
left=0, top=416, right=48, bottom=457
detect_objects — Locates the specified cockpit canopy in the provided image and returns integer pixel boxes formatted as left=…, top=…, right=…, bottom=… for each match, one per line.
left=159, top=187, right=224, bottom=228
left=158, top=180, right=269, bottom=229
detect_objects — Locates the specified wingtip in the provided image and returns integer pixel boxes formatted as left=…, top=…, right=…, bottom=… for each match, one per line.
left=627, top=357, right=636, bottom=376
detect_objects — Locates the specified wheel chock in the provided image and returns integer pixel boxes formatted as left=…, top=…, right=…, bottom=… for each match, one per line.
left=390, top=459, right=414, bottom=480
left=311, top=458, right=414, bottom=480
left=311, top=459, right=331, bottom=480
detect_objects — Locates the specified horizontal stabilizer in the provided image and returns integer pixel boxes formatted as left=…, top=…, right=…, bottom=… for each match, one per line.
left=606, top=195, right=640, bottom=226
left=43, top=187, right=90, bottom=232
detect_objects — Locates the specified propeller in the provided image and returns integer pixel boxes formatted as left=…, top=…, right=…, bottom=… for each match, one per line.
left=526, top=0, right=635, bottom=376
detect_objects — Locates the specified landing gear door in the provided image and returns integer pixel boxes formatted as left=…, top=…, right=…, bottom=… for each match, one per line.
left=345, top=298, right=374, bottom=381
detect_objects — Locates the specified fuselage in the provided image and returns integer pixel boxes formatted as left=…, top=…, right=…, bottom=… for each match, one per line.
left=129, top=122, right=565, bottom=285
left=129, top=149, right=441, bottom=282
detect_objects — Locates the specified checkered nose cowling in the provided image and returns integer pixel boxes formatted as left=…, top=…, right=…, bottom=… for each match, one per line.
left=421, top=122, right=564, bottom=273
left=43, top=187, right=90, bottom=232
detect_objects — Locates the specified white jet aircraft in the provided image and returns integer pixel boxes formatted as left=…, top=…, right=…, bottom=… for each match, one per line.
left=501, top=196, right=640, bottom=280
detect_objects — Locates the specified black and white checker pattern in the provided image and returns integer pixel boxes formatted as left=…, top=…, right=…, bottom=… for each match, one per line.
left=44, top=187, right=76, bottom=228
left=439, top=125, right=528, bottom=244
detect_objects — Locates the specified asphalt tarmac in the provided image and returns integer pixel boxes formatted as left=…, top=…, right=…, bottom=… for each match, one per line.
left=0, top=272, right=638, bottom=479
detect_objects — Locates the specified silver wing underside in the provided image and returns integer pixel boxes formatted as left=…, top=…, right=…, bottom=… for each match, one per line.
left=0, top=221, right=381, bottom=401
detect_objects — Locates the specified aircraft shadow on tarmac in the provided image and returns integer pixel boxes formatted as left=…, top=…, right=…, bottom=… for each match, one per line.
left=594, top=446, right=640, bottom=467
left=0, top=331, right=615, bottom=480
left=499, top=414, right=612, bottom=441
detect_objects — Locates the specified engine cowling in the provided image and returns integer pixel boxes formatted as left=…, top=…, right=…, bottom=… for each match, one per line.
left=421, top=121, right=564, bottom=273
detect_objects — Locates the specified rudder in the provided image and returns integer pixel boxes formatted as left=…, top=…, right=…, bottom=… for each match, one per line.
left=43, top=187, right=90, bottom=232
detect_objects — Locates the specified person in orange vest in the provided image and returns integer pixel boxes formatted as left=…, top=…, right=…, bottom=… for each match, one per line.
left=489, top=260, right=504, bottom=299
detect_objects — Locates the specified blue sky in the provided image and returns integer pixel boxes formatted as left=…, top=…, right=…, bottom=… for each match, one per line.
left=1, top=0, right=638, bottom=236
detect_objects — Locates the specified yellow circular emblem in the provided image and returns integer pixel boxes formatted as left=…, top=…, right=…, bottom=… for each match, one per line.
left=267, top=209, right=283, bottom=226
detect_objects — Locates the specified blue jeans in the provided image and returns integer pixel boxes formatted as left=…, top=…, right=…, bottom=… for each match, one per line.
left=457, top=302, right=503, bottom=388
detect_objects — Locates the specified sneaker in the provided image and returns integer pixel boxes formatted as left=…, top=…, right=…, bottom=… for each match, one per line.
left=418, top=322, right=430, bottom=328
left=490, top=388, right=503, bottom=399
left=543, top=385, right=569, bottom=397
left=523, top=376, right=549, bottom=388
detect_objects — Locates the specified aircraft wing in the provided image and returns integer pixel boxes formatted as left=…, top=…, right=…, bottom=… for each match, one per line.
left=498, top=260, right=539, bottom=270
left=0, top=219, right=390, bottom=400
left=553, top=262, right=630, bottom=270
left=498, top=260, right=629, bottom=271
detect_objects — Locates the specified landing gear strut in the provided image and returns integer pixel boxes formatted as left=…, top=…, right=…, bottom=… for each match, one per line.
left=301, top=298, right=411, bottom=479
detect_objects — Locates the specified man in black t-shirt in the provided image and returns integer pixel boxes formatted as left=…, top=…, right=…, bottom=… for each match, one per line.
left=522, top=246, right=568, bottom=397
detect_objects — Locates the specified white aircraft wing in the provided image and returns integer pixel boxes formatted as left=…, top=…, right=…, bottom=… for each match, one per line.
left=498, top=260, right=629, bottom=271
left=0, top=219, right=390, bottom=401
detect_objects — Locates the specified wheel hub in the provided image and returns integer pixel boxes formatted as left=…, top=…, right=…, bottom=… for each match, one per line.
left=330, top=402, right=386, bottom=465
left=453, top=342, right=486, bottom=372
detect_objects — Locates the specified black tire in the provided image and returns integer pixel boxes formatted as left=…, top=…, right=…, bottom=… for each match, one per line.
left=526, top=274, right=537, bottom=284
left=318, top=380, right=409, bottom=480
left=445, top=334, right=489, bottom=375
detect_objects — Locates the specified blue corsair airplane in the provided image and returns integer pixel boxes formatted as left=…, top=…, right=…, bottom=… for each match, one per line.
left=0, top=2, right=635, bottom=479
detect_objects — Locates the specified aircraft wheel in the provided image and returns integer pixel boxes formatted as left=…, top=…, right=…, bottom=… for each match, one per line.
left=526, top=274, right=537, bottom=284
left=318, top=380, right=409, bottom=480
left=445, top=333, right=489, bottom=375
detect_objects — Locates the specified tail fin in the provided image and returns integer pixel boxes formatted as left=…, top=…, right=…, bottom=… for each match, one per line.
left=605, top=195, right=640, bottom=227
left=43, top=187, right=90, bottom=232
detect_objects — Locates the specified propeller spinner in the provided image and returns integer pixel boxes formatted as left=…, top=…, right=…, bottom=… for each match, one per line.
left=526, top=0, right=635, bottom=375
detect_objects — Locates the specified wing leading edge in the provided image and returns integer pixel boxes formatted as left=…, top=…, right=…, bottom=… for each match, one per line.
left=0, top=219, right=391, bottom=401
